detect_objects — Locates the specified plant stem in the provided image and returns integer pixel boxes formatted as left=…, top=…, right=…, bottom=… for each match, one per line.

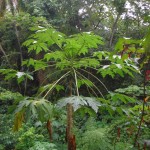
left=67, top=80, right=76, bottom=150
left=0, top=43, right=9, bottom=63
left=134, top=69, right=146, bottom=147
left=43, top=71, right=70, bottom=98
left=73, top=68, right=79, bottom=96
left=46, top=120, right=53, bottom=142
left=67, top=103, right=73, bottom=141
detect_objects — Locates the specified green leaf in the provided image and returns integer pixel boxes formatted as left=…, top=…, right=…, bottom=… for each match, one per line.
left=0, top=69, right=17, bottom=80
left=57, top=96, right=101, bottom=112
left=77, top=79, right=93, bottom=88
left=38, top=84, right=64, bottom=94
left=22, top=39, right=35, bottom=47
left=16, top=72, right=33, bottom=83
left=109, top=92, right=136, bottom=104
left=93, top=51, right=110, bottom=60
left=22, top=58, right=47, bottom=70
left=73, top=32, right=104, bottom=48
left=44, top=51, right=65, bottom=61
left=14, top=98, right=54, bottom=126
left=13, top=109, right=25, bottom=131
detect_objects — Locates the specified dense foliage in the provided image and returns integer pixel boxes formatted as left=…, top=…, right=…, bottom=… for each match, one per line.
left=0, top=0, right=150, bottom=150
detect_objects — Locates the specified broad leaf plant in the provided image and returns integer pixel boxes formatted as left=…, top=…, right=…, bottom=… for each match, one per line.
left=0, top=26, right=140, bottom=149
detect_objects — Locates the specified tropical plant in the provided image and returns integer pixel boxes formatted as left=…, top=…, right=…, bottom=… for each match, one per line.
left=0, top=87, right=24, bottom=115
left=0, top=114, right=18, bottom=150
left=15, top=26, right=105, bottom=149
left=0, top=23, right=140, bottom=149
left=115, top=85, right=150, bottom=97
left=15, top=127, right=45, bottom=150
left=29, top=141, right=57, bottom=150
left=18, top=25, right=140, bottom=149
left=0, top=1, right=150, bottom=150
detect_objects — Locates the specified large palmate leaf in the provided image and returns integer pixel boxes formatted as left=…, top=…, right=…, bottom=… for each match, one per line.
left=108, top=92, right=136, bottom=104
left=73, top=58, right=100, bottom=69
left=0, top=69, right=17, bottom=80
left=23, top=26, right=104, bottom=74
left=37, top=83, right=64, bottom=94
left=44, top=51, right=65, bottom=61
left=63, top=32, right=104, bottom=57
left=77, top=79, right=93, bottom=88
left=115, top=85, right=150, bottom=96
left=22, top=58, right=47, bottom=70
left=97, top=54, right=139, bottom=78
left=57, top=96, right=101, bottom=112
left=0, top=69, right=33, bottom=83
left=14, top=98, right=54, bottom=131
left=23, top=27, right=65, bottom=54
left=98, top=96, right=136, bottom=116
left=115, top=37, right=141, bottom=52
left=72, top=32, right=104, bottom=49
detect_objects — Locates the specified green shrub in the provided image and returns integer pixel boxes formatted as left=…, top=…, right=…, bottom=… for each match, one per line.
left=0, top=114, right=18, bottom=150
left=29, top=142, right=57, bottom=150
left=115, top=142, right=136, bottom=150
left=0, top=87, right=23, bottom=114
left=15, top=127, right=45, bottom=150
left=76, top=118, right=112, bottom=150
left=115, top=85, right=150, bottom=96
left=0, top=144, right=4, bottom=150
left=79, top=128, right=112, bottom=150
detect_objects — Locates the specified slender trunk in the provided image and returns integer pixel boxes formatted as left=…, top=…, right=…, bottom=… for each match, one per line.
left=9, top=1, right=22, bottom=70
left=47, top=120, right=53, bottom=142
left=109, top=13, right=120, bottom=47
left=67, top=103, right=73, bottom=141
left=9, top=0, right=15, bottom=15
left=35, top=52, right=48, bottom=85
left=14, top=23, right=23, bottom=71
left=134, top=68, right=147, bottom=147
left=67, top=80, right=76, bottom=150
left=0, top=43, right=9, bottom=63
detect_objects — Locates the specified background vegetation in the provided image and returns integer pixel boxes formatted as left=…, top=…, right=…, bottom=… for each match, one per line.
left=0, top=0, right=150, bottom=150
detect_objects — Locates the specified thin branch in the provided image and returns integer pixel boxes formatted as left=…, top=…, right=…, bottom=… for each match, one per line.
left=31, top=64, right=57, bottom=73
left=73, top=68, right=79, bottom=96
left=0, top=43, right=9, bottom=63
left=134, top=68, right=147, bottom=147
left=86, top=66, right=99, bottom=71
left=76, top=72, right=98, bottom=97
left=109, top=13, right=120, bottom=47
left=76, top=70, right=104, bottom=98
left=14, top=22, right=23, bottom=70
left=43, top=71, right=70, bottom=98
left=79, top=68, right=109, bottom=92
left=49, top=34, right=64, bottom=51
left=39, top=68, right=69, bottom=86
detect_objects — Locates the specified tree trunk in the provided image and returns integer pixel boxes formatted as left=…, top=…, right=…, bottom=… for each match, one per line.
left=35, top=52, right=48, bottom=85
left=134, top=64, right=148, bottom=147
left=14, top=23, right=23, bottom=71
left=0, top=43, right=9, bottom=63
left=67, top=80, right=76, bottom=150
left=46, top=120, right=53, bottom=142
left=109, top=13, right=120, bottom=47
